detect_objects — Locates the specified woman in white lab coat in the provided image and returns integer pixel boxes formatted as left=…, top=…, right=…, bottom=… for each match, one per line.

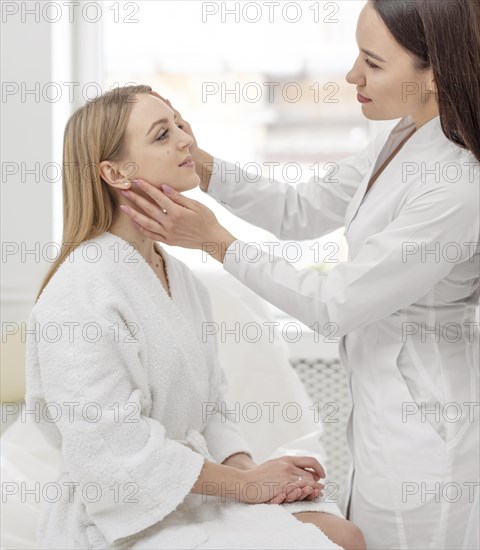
left=120, top=1, right=480, bottom=548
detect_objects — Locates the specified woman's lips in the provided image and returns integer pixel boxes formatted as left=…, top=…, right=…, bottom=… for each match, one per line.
left=357, top=93, right=372, bottom=104
left=180, top=159, right=195, bottom=168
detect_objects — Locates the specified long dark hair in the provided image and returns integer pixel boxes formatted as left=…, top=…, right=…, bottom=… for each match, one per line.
left=371, top=0, right=480, bottom=163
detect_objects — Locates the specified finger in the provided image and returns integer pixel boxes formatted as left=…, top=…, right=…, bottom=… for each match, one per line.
left=292, top=468, right=316, bottom=482
left=266, top=491, right=285, bottom=505
left=149, top=90, right=164, bottom=101
left=288, top=485, right=313, bottom=500
left=304, top=485, right=323, bottom=501
left=269, top=493, right=286, bottom=505
left=291, top=457, right=326, bottom=480
left=122, top=189, right=169, bottom=222
left=160, top=184, right=199, bottom=210
left=131, top=179, right=174, bottom=211
left=120, top=205, right=166, bottom=239
left=159, top=95, right=173, bottom=108
left=149, top=91, right=173, bottom=108
left=290, top=475, right=317, bottom=491
left=306, top=485, right=323, bottom=500
left=148, top=91, right=183, bottom=120
left=304, top=466, right=323, bottom=482
left=299, top=468, right=321, bottom=482
left=283, top=487, right=303, bottom=503
left=135, top=179, right=197, bottom=211
left=295, top=486, right=313, bottom=502
left=133, top=220, right=167, bottom=243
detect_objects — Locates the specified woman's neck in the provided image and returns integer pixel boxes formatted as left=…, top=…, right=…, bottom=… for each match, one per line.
left=107, top=216, right=158, bottom=264
left=412, top=102, right=439, bottom=130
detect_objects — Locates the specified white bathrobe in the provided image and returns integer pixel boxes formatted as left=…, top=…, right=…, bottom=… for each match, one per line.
left=25, top=231, right=344, bottom=550
left=205, top=114, right=480, bottom=549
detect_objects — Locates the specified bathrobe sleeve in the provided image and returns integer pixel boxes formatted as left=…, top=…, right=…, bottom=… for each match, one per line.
left=220, top=173, right=479, bottom=339
left=26, top=295, right=205, bottom=545
left=206, top=130, right=389, bottom=240
left=193, top=277, right=254, bottom=464
left=202, top=363, right=254, bottom=465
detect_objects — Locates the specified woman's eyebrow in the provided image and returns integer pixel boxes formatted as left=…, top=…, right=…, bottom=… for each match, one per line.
left=361, top=48, right=386, bottom=63
left=146, top=113, right=178, bottom=136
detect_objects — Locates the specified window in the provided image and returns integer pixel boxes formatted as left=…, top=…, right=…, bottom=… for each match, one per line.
left=101, top=0, right=370, bottom=281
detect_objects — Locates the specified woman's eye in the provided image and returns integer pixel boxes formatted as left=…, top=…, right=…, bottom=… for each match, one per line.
left=155, top=124, right=184, bottom=141
left=364, top=58, right=379, bottom=69
left=156, top=130, right=168, bottom=141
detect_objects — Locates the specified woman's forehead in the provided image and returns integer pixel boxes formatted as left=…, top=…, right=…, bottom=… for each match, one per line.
left=127, top=94, right=173, bottom=135
left=356, top=3, right=408, bottom=63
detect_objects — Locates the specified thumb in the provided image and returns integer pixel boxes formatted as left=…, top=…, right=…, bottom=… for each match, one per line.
left=161, top=184, right=195, bottom=209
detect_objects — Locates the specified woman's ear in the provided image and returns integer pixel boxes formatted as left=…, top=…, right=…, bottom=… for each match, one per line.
left=99, top=160, right=130, bottom=189
left=426, top=71, right=437, bottom=94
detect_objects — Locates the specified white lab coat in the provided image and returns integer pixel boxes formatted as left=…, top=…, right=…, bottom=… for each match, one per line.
left=206, top=114, right=480, bottom=550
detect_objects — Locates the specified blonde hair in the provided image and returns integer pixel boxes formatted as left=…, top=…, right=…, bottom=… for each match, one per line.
left=35, top=84, right=153, bottom=302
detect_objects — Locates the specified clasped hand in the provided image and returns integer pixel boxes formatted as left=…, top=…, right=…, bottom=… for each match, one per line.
left=236, top=456, right=325, bottom=505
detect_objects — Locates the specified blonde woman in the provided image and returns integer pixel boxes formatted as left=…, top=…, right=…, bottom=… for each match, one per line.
left=25, top=85, right=365, bottom=550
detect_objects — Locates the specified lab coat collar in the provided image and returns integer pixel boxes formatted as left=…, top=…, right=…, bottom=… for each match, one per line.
left=393, top=114, right=443, bottom=146
left=343, top=114, right=443, bottom=234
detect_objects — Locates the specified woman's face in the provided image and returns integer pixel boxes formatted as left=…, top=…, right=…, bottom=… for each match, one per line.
left=346, top=1, right=438, bottom=124
left=117, top=93, right=200, bottom=191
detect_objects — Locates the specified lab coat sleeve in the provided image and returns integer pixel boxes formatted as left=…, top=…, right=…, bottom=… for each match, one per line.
left=193, top=277, right=254, bottom=464
left=220, top=175, right=479, bottom=338
left=25, top=299, right=205, bottom=545
left=205, top=130, right=389, bottom=240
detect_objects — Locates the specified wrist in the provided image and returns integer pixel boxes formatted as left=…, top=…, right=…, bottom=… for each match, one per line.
left=207, top=229, right=237, bottom=264
left=224, top=466, right=249, bottom=502
left=223, top=453, right=256, bottom=470
left=193, top=148, right=214, bottom=192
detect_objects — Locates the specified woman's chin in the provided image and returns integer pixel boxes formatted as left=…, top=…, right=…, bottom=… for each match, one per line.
left=150, top=173, right=200, bottom=194
left=179, top=173, right=201, bottom=191
left=361, top=106, right=408, bottom=122
left=169, top=174, right=201, bottom=193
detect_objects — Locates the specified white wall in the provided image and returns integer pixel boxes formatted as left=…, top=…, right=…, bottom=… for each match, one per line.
left=1, top=5, right=55, bottom=327
left=1, top=1, right=101, bottom=330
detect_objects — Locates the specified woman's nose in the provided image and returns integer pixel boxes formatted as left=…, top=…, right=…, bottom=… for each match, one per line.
left=178, top=129, right=194, bottom=149
left=346, top=59, right=365, bottom=86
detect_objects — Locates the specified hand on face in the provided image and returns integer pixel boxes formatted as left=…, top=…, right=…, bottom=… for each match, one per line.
left=119, top=178, right=230, bottom=254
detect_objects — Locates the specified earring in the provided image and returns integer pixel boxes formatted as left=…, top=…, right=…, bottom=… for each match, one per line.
left=123, top=180, right=131, bottom=188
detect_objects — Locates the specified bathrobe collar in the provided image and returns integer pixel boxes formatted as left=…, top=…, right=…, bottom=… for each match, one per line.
left=105, top=230, right=175, bottom=301
left=102, top=231, right=205, bottom=354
